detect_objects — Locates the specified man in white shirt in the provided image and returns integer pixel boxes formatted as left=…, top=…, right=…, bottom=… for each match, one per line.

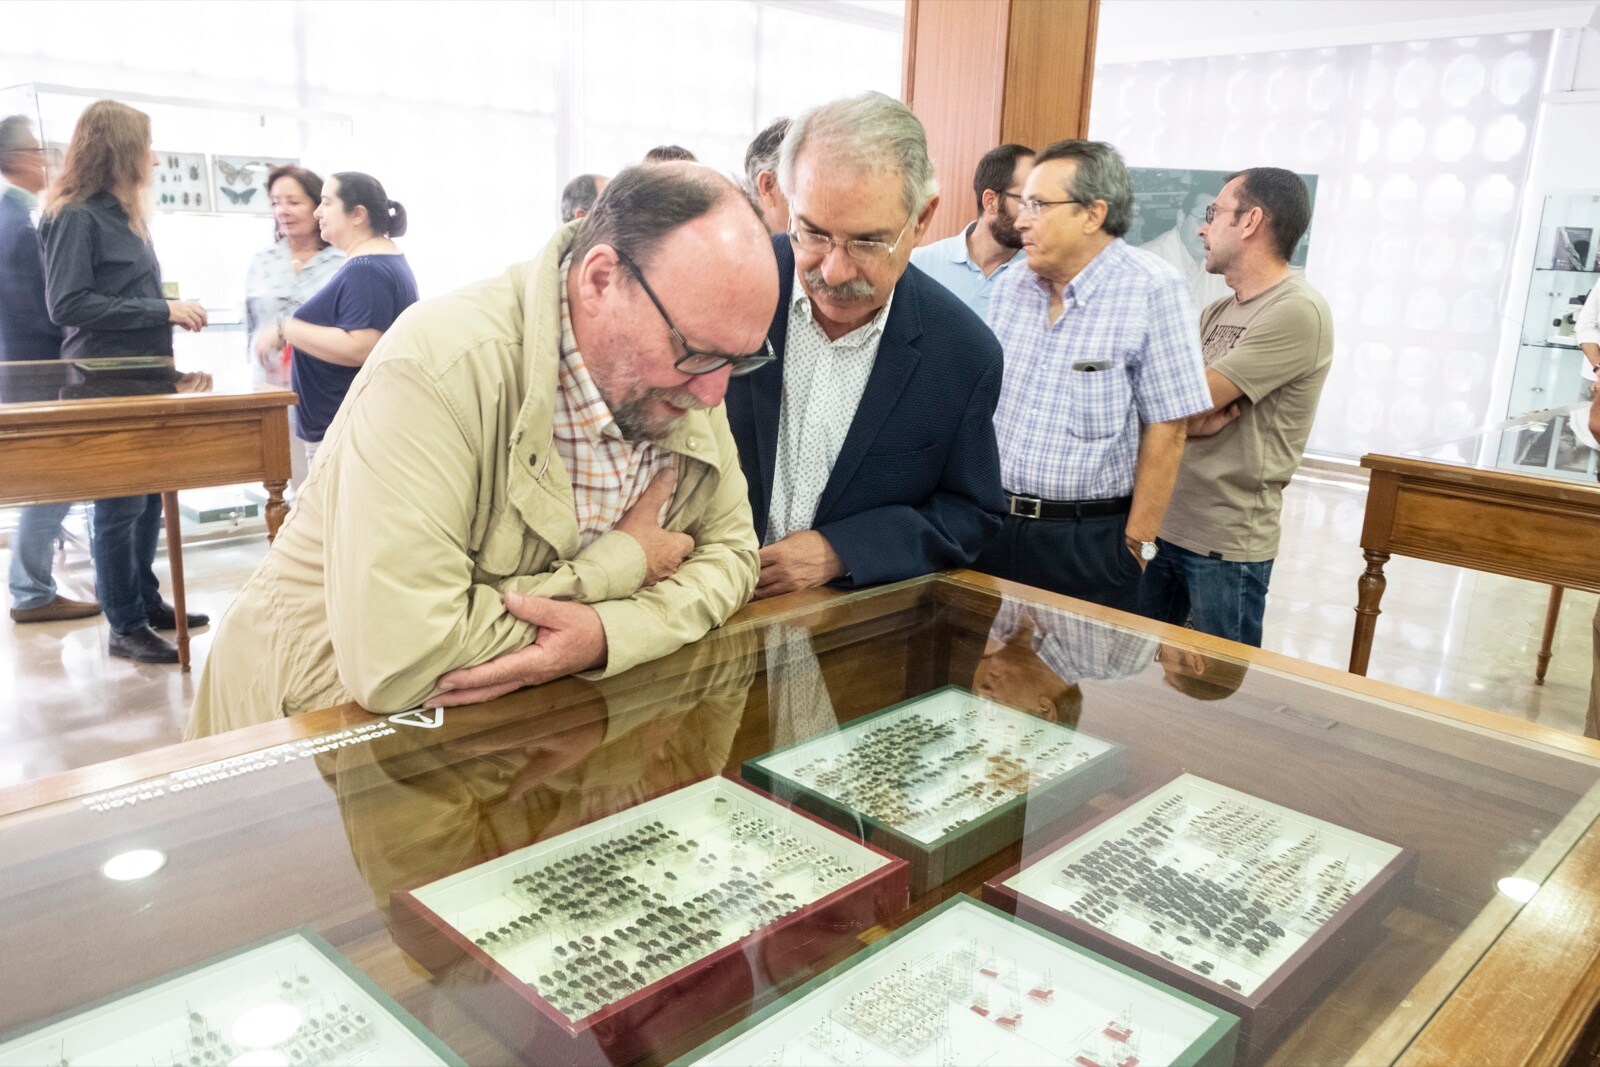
left=725, top=92, right=1006, bottom=599
left=910, top=143, right=1033, bottom=320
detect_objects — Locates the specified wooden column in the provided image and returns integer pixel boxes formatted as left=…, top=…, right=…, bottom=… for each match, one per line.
left=903, top=0, right=1100, bottom=242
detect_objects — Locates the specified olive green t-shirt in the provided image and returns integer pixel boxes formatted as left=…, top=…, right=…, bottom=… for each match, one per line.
left=1160, top=273, right=1333, bottom=562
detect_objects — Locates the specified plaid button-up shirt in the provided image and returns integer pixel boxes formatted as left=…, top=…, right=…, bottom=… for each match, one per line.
left=554, top=267, right=675, bottom=548
left=986, top=238, right=1210, bottom=501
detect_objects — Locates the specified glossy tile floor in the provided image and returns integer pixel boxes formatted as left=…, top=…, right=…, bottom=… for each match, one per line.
left=0, top=472, right=1595, bottom=790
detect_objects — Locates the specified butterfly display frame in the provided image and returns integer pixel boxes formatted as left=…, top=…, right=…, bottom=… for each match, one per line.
left=153, top=150, right=210, bottom=213
left=212, top=154, right=298, bottom=216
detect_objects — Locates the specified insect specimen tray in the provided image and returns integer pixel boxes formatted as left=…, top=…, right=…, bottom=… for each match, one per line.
left=0, top=928, right=461, bottom=1067
left=984, top=773, right=1416, bottom=1059
left=390, top=775, right=910, bottom=1066
left=674, top=894, right=1238, bottom=1067
left=742, top=685, right=1126, bottom=891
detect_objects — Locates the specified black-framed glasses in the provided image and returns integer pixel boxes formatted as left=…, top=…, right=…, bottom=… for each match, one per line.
left=1204, top=203, right=1250, bottom=223
left=612, top=247, right=776, bottom=377
left=1017, top=197, right=1090, bottom=218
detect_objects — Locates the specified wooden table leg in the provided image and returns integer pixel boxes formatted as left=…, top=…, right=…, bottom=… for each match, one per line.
left=1536, top=586, right=1565, bottom=686
left=1350, top=548, right=1390, bottom=676
left=265, top=479, right=288, bottom=542
left=161, top=491, right=190, bottom=673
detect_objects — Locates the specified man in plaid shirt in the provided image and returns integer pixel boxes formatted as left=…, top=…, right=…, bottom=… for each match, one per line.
left=979, top=140, right=1210, bottom=614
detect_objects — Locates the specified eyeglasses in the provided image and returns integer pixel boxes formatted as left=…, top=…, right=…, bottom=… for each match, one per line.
left=1017, top=197, right=1089, bottom=218
left=1204, top=203, right=1249, bottom=223
left=612, top=248, right=776, bottom=377
left=788, top=211, right=914, bottom=263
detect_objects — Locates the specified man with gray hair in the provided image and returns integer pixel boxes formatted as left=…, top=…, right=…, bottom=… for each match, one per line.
left=0, top=115, right=101, bottom=624
left=978, top=139, right=1209, bottom=614
left=725, top=91, right=1006, bottom=598
left=190, top=163, right=777, bottom=736
left=559, top=173, right=607, bottom=223
left=743, top=116, right=790, bottom=234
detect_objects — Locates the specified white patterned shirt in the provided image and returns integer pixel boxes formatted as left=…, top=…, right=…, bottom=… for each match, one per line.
left=766, top=283, right=895, bottom=543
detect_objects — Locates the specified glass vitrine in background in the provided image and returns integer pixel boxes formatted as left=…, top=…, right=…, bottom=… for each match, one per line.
left=0, top=82, right=352, bottom=530
left=1507, top=192, right=1600, bottom=419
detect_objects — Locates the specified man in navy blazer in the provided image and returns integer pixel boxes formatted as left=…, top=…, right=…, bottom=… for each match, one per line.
left=725, top=93, right=1005, bottom=598
left=1, top=115, right=100, bottom=623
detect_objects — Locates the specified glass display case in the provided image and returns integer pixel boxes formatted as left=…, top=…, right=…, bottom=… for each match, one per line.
left=1, top=574, right=1598, bottom=1066
left=1507, top=193, right=1600, bottom=420
left=1398, top=400, right=1598, bottom=484
left=0, top=82, right=352, bottom=530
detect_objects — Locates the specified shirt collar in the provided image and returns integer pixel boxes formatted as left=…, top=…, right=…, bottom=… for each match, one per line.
left=792, top=278, right=895, bottom=346
left=0, top=179, right=37, bottom=211
left=1031, top=237, right=1126, bottom=307
left=949, top=221, right=979, bottom=265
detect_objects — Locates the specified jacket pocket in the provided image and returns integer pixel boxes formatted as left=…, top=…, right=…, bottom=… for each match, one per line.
left=1067, top=368, right=1130, bottom=440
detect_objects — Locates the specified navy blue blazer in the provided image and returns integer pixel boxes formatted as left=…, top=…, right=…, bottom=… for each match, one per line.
left=0, top=188, right=64, bottom=362
left=726, top=236, right=1006, bottom=587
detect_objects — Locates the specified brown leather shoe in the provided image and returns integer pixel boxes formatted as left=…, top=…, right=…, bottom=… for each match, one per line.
left=10, top=594, right=103, bottom=623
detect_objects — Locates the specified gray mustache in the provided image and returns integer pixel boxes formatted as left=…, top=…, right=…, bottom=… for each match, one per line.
left=802, top=269, right=875, bottom=302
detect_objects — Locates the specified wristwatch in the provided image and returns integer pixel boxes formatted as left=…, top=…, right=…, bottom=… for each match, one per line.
left=1128, top=538, right=1158, bottom=562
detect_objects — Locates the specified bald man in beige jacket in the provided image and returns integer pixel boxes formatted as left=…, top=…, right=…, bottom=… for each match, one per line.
left=189, top=165, right=777, bottom=737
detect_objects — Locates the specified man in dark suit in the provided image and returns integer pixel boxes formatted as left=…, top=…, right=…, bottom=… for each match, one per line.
left=0, top=114, right=100, bottom=623
left=725, top=92, right=1005, bottom=598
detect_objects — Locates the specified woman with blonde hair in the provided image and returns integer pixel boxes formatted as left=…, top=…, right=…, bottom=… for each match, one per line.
left=39, top=99, right=210, bottom=664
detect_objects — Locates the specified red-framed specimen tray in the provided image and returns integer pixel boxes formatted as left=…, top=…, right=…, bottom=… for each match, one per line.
left=742, top=684, right=1126, bottom=892
left=983, top=773, right=1416, bottom=1060
left=391, top=775, right=910, bottom=1066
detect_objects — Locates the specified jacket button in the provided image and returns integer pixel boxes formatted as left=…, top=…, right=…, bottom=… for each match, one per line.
left=686, top=436, right=698, bottom=450
left=529, top=453, right=538, bottom=466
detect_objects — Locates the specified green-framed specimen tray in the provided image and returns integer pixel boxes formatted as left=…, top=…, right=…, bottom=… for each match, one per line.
left=742, top=684, right=1126, bottom=891
left=674, top=894, right=1238, bottom=1066
left=0, top=926, right=464, bottom=1066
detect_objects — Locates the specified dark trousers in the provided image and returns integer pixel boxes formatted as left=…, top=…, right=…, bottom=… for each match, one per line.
left=973, top=512, right=1142, bottom=613
left=1136, top=538, right=1274, bottom=647
left=90, top=493, right=162, bottom=633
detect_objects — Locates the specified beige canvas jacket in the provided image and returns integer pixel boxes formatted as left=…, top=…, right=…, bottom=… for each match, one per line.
left=187, top=223, right=760, bottom=738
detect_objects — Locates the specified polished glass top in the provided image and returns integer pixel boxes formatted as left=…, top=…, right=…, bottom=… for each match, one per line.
left=0, top=357, right=272, bottom=408
left=1397, top=400, right=1599, bottom=484
left=0, top=575, right=1595, bottom=1066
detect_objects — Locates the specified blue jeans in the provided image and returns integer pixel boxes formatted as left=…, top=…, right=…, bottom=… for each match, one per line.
left=1136, top=538, right=1274, bottom=647
left=8, top=502, right=74, bottom=610
left=90, top=494, right=163, bottom=634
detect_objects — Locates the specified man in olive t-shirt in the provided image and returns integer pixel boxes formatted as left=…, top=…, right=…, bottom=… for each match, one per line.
left=1137, top=168, right=1332, bottom=647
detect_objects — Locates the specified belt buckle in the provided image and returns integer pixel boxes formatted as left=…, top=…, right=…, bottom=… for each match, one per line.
left=1009, top=495, right=1042, bottom=519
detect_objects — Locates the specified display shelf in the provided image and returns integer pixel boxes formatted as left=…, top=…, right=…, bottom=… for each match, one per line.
left=984, top=774, right=1415, bottom=1059
left=0, top=928, right=461, bottom=1067
left=391, top=776, right=910, bottom=1066
left=742, top=685, right=1125, bottom=892
left=675, top=895, right=1237, bottom=1067
left=1509, top=192, right=1600, bottom=417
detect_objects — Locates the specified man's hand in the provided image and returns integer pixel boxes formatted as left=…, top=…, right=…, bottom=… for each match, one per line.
left=1187, top=400, right=1243, bottom=438
left=616, top=468, right=693, bottom=586
left=755, top=530, right=845, bottom=599
left=430, top=592, right=608, bottom=706
left=166, top=299, right=208, bottom=332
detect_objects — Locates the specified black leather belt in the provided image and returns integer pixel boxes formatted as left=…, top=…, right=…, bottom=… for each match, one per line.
left=1006, top=493, right=1132, bottom=519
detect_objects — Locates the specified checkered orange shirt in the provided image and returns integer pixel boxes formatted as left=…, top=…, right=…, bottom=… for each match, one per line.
left=554, top=265, right=676, bottom=547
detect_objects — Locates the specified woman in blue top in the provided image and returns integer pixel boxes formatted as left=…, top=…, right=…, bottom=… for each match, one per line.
left=266, top=171, right=418, bottom=464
